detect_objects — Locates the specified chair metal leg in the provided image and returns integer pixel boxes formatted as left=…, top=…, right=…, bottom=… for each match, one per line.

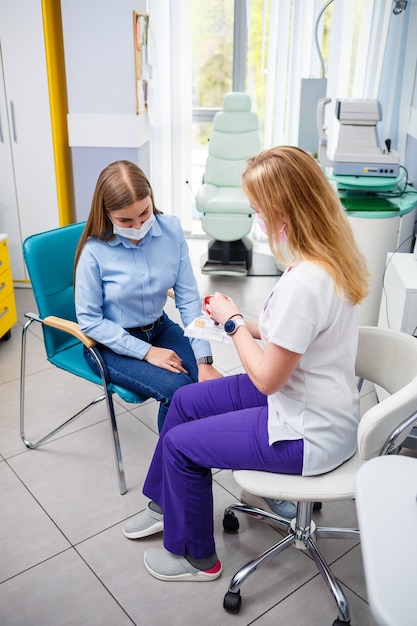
left=227, top=532, right=294, bottom=594
left=89, top=345, right=127, bottom=495
left=226, top=502, right=291, bottom=532
left=316, top=527, right=360, bottom=541
left=21, top=392, right=107, bottom=448
left=20, top=318, right=91, bottom=447
left=20, top=321, right=107, bottom=445
left=307, top=536, right=351, bottom=623
left=20, top=317, right=127, bottom=495
left=224, top=500, right=355, bottom=622
left=101, top=384, right=127, bottom=495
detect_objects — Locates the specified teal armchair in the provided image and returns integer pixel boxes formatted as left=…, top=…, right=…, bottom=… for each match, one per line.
left=20, top=222, right=149, bottom=495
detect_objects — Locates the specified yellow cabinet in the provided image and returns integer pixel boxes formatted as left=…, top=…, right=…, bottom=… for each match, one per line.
left=0, top=234, right=17, bottom=340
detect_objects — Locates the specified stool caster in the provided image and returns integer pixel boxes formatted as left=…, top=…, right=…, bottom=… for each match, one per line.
left=223, top=590, right=242, bottom=613
left=223, top=511, right=239, bottom=534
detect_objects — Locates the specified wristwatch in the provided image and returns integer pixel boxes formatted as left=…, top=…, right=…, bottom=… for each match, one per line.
left=224, top=317, right=246, bottom=336
left=196, top=356, right=214, bottom=365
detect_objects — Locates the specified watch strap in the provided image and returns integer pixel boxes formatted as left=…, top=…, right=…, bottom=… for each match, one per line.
left=225, top=317, right=246, bottom=335
left=196, top=356, right=214, bottom=365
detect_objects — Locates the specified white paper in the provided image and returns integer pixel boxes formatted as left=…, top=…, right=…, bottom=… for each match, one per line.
left=184, top=316, right=234, bottom=344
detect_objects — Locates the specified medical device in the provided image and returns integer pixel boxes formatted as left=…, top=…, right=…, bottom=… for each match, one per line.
left=317, top=98, right=400, bottom=177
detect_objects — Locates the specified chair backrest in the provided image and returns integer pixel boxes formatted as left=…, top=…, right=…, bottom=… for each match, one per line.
left=22, top=222, right=86, bottom=359
left=204, top=92, right=261, bottom=188
left=356, top=326, right=417, bottom=461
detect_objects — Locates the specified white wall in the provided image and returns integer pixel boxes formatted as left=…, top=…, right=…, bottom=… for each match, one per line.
left=60, top=0, right=149, bottom=221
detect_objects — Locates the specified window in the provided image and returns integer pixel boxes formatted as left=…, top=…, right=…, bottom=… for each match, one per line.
left=190, top=0, right=246, bottom=232
left=148, top=0, right=402, bottom=231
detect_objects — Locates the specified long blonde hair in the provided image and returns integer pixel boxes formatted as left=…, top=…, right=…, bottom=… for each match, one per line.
left=242, top=146, right=369, bottom=304
left=74, top=160, right=162, bottom=270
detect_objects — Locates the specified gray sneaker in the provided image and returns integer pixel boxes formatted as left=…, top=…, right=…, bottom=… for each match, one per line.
left=144, top=548, right=222, bottom=582
left=240, top=490, right=297, bottom=520
left=123, top=504, right=163, bottom=539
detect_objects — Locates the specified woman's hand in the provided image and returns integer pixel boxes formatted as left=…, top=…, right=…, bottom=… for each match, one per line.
left=205, top=292, right=240, bottom=326
left=144, top=346, right=188, bottom=374
left=197, top=363, right=223, bottom=382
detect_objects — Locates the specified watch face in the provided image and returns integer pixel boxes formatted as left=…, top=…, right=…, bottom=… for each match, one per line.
left=224, top=319, right=236, bottom=335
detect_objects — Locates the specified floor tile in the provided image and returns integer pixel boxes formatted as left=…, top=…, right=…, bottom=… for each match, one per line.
left=0, top=549, right=133, bottom=626
left=7, top=413, right=159, bottom=544
left=0, top=461, right=70, bottom=583
left=1, top=367, right=126, bottom=459
left=252, top=574, right=379, bottom=626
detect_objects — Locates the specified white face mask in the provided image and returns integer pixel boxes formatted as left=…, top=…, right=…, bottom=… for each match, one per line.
left=112, top=212, right=155, bottom=241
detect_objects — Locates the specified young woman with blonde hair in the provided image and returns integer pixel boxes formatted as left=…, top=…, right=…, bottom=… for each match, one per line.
left=123, top=146, right=369, bottom=583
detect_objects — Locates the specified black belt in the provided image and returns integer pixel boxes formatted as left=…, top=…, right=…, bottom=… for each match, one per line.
left=128, top=315, right=164, bottom=333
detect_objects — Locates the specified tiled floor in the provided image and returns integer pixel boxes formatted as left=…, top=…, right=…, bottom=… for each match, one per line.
left=0, top=235, right=381, bottom=626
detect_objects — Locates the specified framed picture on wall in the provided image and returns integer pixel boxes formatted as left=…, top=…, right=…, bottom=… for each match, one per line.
left=133, top=12, right=151, bottom=114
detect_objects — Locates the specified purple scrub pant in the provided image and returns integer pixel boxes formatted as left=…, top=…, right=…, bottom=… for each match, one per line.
left=143, top=373, right=304, bottom=559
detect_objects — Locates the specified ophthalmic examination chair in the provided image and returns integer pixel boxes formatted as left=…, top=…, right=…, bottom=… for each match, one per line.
left=20, top=222, right=151, bottom=495
left=196, top=92, right=280, bottom=277
left=222, top=326, right=417, bottom=625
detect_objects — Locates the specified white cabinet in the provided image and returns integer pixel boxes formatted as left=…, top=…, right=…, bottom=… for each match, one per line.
left=0, top=0, right=60, bottom=282
left=347, top=203, right=416, bottom=327
left=377, top=252, right=417, bottom=424
left=378, top=253, right=417, bottom=336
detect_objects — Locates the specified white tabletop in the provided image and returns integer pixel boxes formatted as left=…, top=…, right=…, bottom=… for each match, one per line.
left=355, top=455, right=417, bottom=626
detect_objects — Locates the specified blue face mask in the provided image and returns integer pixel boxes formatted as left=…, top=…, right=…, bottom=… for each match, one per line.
left=112, top=212, right=155, bottom=241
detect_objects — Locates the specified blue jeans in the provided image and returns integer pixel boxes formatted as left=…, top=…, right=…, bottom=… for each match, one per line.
left=83, top=313, right=198, bottom=430
left=143, top=373, right=304, bottom=559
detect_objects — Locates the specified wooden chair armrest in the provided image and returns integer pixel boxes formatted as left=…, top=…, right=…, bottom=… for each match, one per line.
left=43, top=316, right=97, bottom=349
left=44, top=292, right=173, bottom=349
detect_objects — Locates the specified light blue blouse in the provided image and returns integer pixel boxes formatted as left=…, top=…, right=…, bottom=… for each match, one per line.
left=75, top=214, right=211, bottom=361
